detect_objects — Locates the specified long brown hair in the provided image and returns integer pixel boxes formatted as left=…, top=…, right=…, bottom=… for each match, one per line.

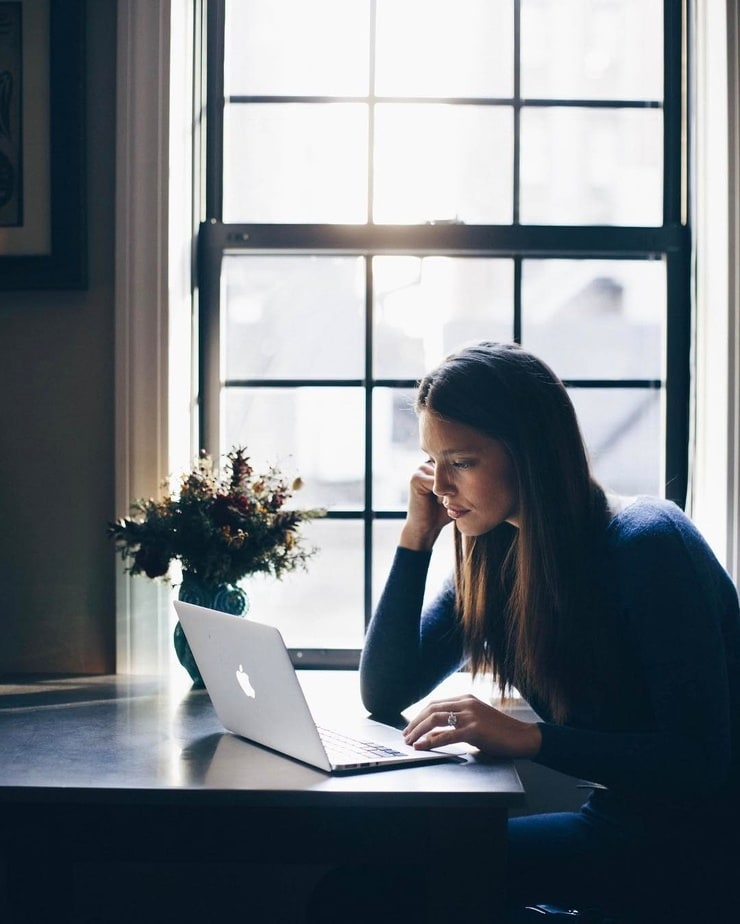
left=416, top=342, right=613, bottom=722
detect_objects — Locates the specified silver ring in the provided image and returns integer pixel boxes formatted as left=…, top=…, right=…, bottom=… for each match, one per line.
left=447, top=711, right=458, bottom=728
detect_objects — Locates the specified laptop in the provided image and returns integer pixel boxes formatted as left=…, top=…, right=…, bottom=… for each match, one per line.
left=174, top=600, right=465, bottom=774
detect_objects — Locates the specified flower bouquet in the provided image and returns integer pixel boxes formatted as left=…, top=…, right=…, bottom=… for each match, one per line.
left=108, top=447, right=324, bottom=683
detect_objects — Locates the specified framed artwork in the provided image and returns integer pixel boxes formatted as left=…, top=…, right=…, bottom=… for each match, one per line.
left=0, top=0, right=86, bottom=290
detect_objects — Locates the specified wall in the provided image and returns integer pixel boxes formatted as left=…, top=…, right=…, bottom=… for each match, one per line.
left=0, top=1, right=117, bottom=675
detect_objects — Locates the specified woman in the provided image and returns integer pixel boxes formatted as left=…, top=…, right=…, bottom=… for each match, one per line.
left=359, top=341, right=740, bottom=922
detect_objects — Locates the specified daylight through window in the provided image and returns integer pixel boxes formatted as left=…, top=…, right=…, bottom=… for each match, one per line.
left=197, top=0, right=691, bottom=664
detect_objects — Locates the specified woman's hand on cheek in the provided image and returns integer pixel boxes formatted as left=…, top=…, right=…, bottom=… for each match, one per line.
left=402, top=693, right=542, bottom=760
left=400, top=462, right=451, bottom=551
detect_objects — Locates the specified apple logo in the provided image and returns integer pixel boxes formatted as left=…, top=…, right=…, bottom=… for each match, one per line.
left=236, top=664, right=256, bottom=698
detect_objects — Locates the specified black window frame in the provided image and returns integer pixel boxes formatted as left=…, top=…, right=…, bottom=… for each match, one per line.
left=196, top=0, right=692, bottom=668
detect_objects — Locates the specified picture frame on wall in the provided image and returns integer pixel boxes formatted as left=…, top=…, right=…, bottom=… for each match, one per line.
left=0, top=0, right=86, bottom=290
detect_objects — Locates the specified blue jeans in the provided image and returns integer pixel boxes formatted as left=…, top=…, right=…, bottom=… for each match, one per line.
left=506, top=799, right=738, bottom=923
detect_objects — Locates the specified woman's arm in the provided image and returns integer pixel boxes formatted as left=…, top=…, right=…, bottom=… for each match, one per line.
left=360, top=460, right=464, bottom=717
left=359, top=547, right=465, bottom=718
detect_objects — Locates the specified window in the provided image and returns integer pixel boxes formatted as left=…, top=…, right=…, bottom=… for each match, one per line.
left=197, top=0, right=691, bottom=665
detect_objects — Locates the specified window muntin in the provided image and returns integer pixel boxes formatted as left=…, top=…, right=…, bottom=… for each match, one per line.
left=201, top=0, right=690, bottom=663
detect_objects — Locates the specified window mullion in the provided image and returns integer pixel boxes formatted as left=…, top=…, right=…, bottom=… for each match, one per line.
left=365, top=257, right=374, bottom=630
left=205, top=0, right=225, bottom=221
left=663, top=0, right=687, bottom=225
left=513, top=0, right=522, bottom=225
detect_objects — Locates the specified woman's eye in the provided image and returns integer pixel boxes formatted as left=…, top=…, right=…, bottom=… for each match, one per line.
left=452, top=460, right=473, bottom=470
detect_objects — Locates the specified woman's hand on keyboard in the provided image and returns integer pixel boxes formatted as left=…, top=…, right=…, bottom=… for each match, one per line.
left=402, top=693, right=542, bottom=759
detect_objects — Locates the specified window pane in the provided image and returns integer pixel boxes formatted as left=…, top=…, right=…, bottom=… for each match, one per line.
left=571, top=387, right=663, bottom=496
left=520, top=107, right=662, bottom=225
left=223, top=104, right=368, bottom=223
left=521, top=0, right=663, bottom=100
left=373, top=388, right=418, bottom=511
left=373, top=520, right=454, bottom=613
left=375, top=0, right=513, bottom=98
left=223, top=255, right=365, bottom=380
left=248, top=519, right=365, bottom=649
left=373, top=104, right=513, bottom=224
left=521, top=259, right=665, bottom=379
left=373, top=256, right=514, bottom=379
left=224, top=0, right=371, bottom=96
left=222, top=387, right=366, bottom=510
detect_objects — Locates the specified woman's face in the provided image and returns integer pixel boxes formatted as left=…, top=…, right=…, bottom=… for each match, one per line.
left=419, top=411, right=520, bottom=534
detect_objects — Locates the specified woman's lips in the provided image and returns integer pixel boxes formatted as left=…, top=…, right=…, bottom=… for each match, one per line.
left=445, top=505, right=469, bottom=519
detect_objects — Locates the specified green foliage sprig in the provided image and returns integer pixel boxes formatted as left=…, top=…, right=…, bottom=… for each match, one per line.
left=107, top=447, right=325, bottom=587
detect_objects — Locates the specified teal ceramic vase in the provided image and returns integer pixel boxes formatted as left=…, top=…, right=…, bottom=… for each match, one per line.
left=174, top=571, right=249, bottom=687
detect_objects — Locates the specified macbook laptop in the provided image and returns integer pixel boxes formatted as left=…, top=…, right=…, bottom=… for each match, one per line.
left=174, top=600, right=464, bottom=774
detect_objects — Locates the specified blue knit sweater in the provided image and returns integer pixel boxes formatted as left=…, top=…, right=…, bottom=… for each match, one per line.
left=360, top=497, right=740, bottom=835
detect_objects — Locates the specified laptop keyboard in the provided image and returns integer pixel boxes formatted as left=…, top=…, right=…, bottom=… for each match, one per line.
left=317, top=726, right=405, bottom=763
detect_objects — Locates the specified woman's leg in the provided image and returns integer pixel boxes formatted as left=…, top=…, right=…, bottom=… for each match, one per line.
left=506, top=807, right=726, bottom=924
left=506, top=809, right=653, bottom=921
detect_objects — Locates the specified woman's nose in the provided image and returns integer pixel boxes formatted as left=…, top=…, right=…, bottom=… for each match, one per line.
left=433, top=466, right=454, bottom=497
